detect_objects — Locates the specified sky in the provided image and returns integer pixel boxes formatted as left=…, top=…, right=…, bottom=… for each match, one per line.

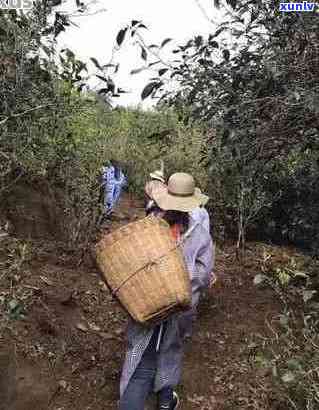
left=58, top=0, right=224, bottom=107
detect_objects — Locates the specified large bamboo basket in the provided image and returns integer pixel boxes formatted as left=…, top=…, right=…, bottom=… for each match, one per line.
left=95, top=216, right=191, bottom=324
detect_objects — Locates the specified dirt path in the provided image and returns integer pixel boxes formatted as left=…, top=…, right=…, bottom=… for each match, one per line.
left=0, top=195, right=283, bottom=410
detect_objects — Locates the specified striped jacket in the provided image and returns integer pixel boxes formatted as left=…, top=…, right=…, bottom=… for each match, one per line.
left=101, top=166, right=127, bottom=213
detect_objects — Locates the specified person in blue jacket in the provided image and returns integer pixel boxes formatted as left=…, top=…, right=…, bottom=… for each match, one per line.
left=101, top=159, right=127, bottom=216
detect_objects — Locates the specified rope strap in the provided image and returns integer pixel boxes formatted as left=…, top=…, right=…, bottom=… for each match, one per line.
left=111, top=223, right=196, bottom=296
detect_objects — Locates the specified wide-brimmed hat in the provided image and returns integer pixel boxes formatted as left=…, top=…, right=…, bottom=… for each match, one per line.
left=195, top=187, right=209, bottom=206
left=150, top=170, right=165, bottom=183
left=153, top=172, right=209, bottom=212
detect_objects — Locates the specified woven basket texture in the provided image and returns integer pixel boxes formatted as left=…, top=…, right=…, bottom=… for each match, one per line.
left=95, top=216, right=191, bottom=324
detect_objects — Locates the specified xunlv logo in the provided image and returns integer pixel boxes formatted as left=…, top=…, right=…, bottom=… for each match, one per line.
left=279, top=2, right=318, bottom=11
left=0, top=0, right=33, bottom=9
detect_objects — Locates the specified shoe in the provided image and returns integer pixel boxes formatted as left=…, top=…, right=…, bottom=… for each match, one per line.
left=171, top=391, right=180, bottom=409
left=158, top=391, right=180, bottom=410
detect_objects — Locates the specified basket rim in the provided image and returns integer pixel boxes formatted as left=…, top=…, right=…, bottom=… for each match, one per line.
left=95, top=215, right=170, bottom=250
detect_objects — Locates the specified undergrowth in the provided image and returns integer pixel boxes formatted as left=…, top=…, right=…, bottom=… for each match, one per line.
left=253, top=245, right=319, bottom=409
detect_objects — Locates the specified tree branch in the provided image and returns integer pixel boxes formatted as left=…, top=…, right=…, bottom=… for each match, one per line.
left=0, top=104, right=51, bottom=127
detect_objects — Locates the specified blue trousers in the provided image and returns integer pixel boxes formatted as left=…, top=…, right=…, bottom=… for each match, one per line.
left=119, top=325, right=173, bottom=410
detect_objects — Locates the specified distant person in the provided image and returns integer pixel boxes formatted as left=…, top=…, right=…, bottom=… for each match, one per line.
left=101, top=159, right=127, bottom=216
left=144, top=160, right=166, bottom=216
left=190, top=188, right=210, bottom=232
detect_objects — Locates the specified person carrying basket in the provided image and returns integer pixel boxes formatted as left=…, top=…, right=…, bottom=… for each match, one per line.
left=119, top=173, right=214, bottom=410
left=144, top=160, right=166, bottom=216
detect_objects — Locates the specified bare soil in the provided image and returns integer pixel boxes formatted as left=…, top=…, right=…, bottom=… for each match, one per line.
left=0, top=194, right=288, bottom=410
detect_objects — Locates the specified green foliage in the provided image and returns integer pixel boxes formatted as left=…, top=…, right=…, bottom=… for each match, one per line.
left=258, top=151, right=319, bottom=254
left=0, top=5, right=208, bottom=247
left=1, top=0, right=318, bottom=257
left=68, top=103, right=208, bottom=196
left=0, top=237, right=32, bottom=277
left=253, top=249, right=319, bottom=409
left=0, top=5, right=87, bottom=191
left=137, top=0, right=319, bottom=251
left=50, top=102, right=209, bottom=245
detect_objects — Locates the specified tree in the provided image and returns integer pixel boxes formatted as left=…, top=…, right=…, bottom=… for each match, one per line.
left=136, top=0, right=319, bottom=251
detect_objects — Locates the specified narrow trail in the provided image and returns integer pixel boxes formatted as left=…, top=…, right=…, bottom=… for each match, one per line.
left=0, top=195, right=282, bottom=410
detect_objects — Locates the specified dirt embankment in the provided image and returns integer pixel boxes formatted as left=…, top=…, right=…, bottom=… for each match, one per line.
left=2, top=180, right=61, bottom=240
left=0, top=194, right=287, bottom=410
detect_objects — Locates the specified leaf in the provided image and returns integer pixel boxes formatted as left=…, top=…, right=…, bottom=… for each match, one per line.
left=40, top=276, right=54, bottom=286
left=8, top=299, right=19, bottom=312
left=89, top=323, right=101, bottom=332
left=148, top=61, right=161, bottom=67
left=287, top=359, right=302, bottom=371
left=279, top=314, right=289, bottom=327
left=63, top=48, right=75, bottom=59
left=58, top=380, right=68, bottom=389
left=107, top=81, right=115, bottom=94
left=171, top=71, right=182, bottom=79
left=8, top=299, right=25, bottom=320
left=130, top=67, right=145, bottom=75
left=141, top=81, right=162, bottom=100
left=138, top=23, right=148, bottom=30
left=281, top=371, right=295, bottom=384
left=194, top=35, right=203, bottom=47
left=141, top=48, right=147, bottom=61
left=76, top=61, right=87, bottom=72
left=226, top=0, right=237, bottom=8
left=253, top=274, right=267, bottom=286
left=277, top=269, right=291, bottom=286
left=102, top=64, right=116, bottom=69
left=131, top=20, right=140, bottom=26
left=76, top=323, right=88, bottom=332
left=303, top=290, right=317, bottom=303
left=223, top=49, right=230, bottom=61
left=98, top=88, right=109, bottom=94
left=116, top=28, right=127, bottom=47
left=96, top=74, right=108, bottom=83
left=90, top=57, right=102, bottom=70
left=159, top=68, right=168, bottom=76
left=211, top=26, right=227, bottom=39
left=293, top=271, right=308, bottom=279
left=161, top=38, right=172, bottom=47
left=42, top=45, right=52, bottom=56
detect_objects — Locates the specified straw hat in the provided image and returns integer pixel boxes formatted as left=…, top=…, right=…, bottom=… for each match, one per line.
left=150, top=169, right=165, bottom=183
left=150, top=159, right=165, bottom=183
left=153, top=173, right=209, bottom=212
left=195, top=187, right=209, bottom=206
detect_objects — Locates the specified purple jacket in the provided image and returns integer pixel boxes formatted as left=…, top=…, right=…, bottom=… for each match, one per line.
left=120, top=218, right=214, bottom=396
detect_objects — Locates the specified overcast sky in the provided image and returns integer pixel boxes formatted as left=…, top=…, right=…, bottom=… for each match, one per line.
left=58, top=0, right=224, bottom=107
